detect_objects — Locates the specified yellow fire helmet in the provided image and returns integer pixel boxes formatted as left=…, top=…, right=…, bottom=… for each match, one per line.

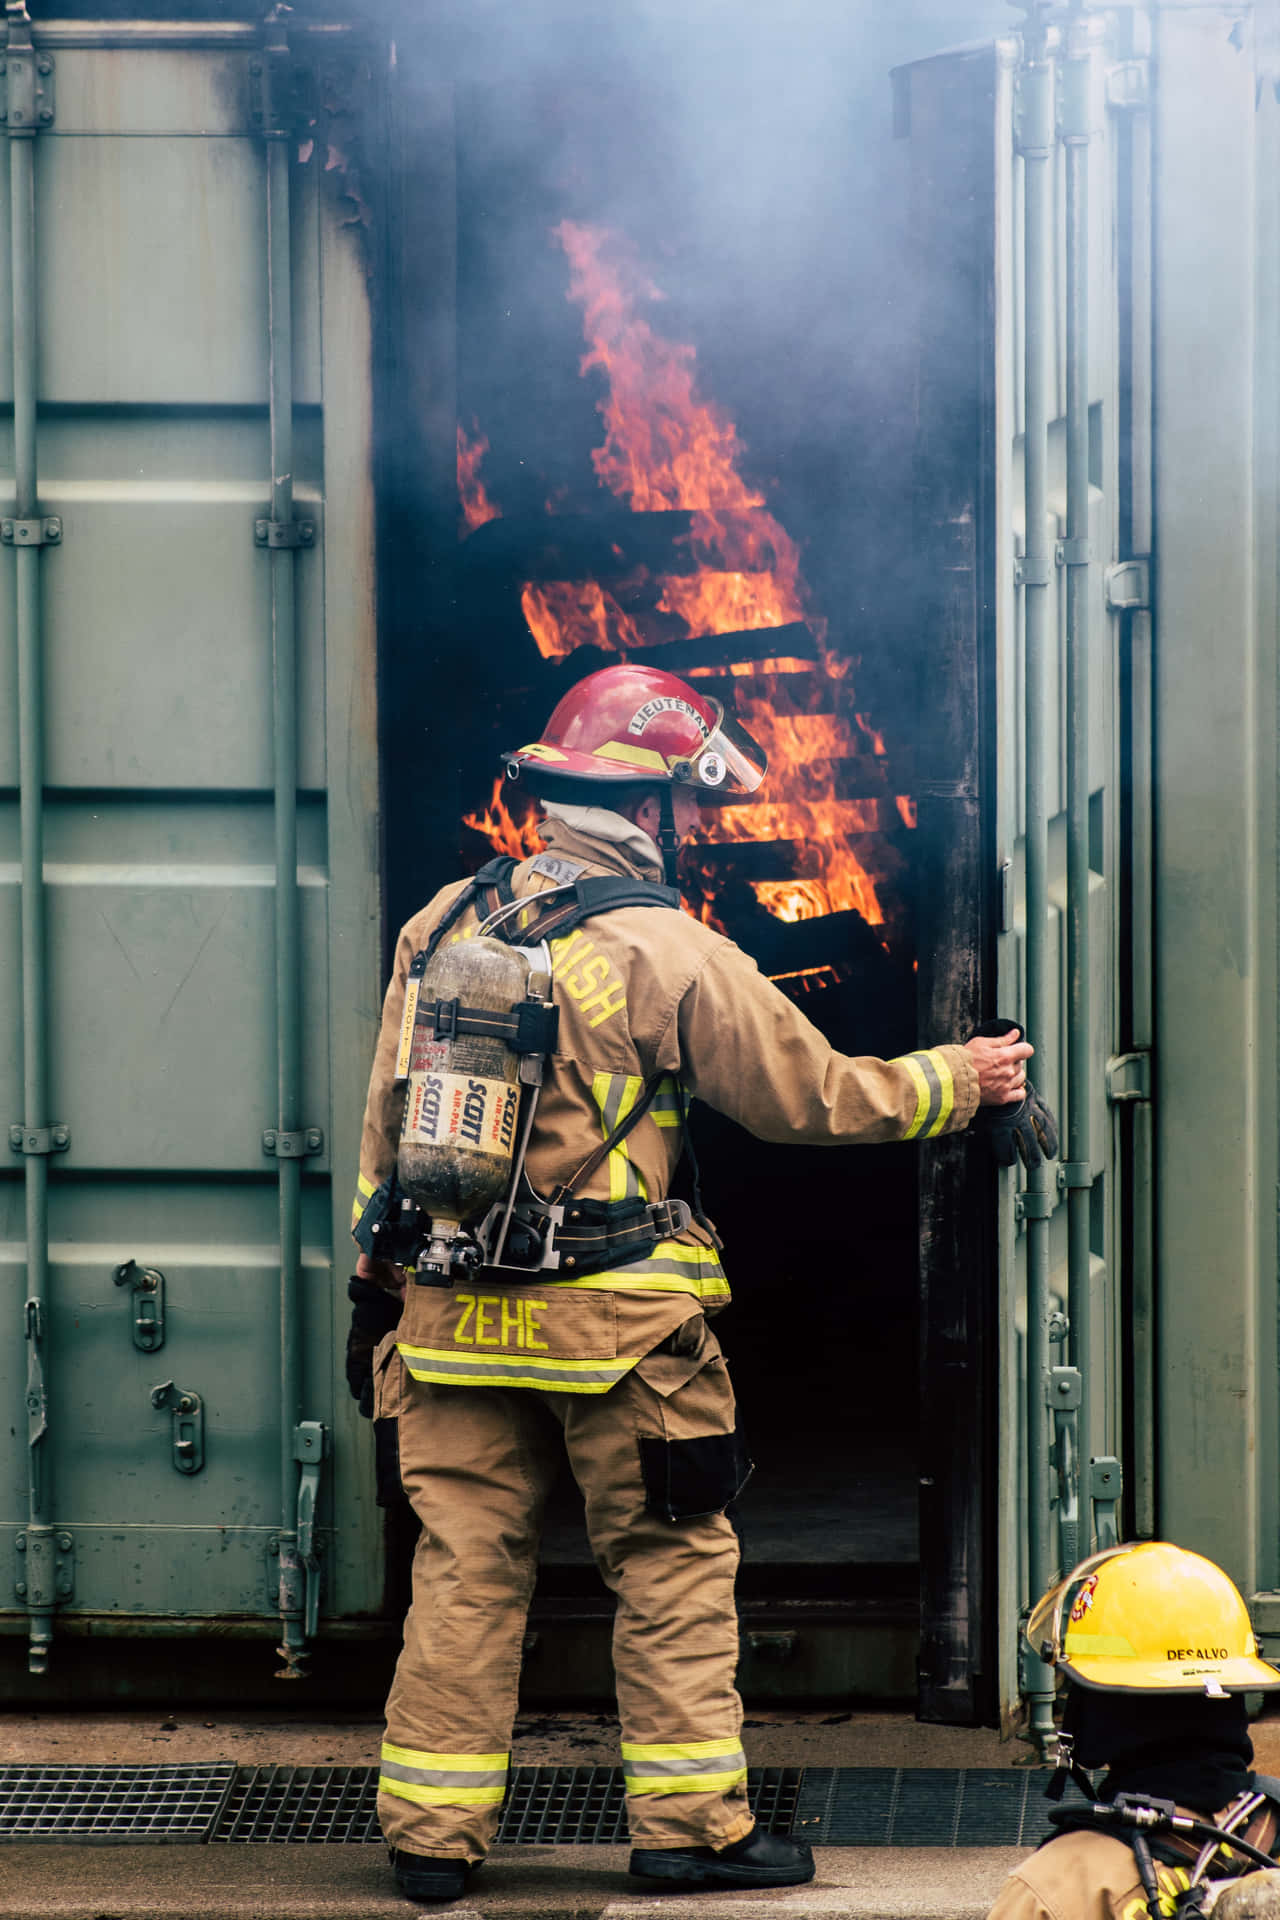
left=1026, top=1541, right=1280, bottom=1696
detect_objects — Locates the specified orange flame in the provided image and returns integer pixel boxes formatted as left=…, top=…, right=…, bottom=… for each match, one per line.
left=461, top=222, right=914, bottom=945
left=457, top=423, right=502, bottom=534
left=462, top=776, right=545, bottom=860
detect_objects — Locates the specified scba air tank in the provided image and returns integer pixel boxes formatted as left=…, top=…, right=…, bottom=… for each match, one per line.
left=396, top=936, right=528, bottom=1246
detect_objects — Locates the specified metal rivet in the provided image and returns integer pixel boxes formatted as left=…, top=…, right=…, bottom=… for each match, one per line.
left=14, top=1583, right=25, bottom=1598
left=564, top=1257, right=576, bottom=1268
left=38, top=109, right=52, bottom=123
left=306, top=1129, right=321, bottom=1150
left=52, top=1127, right=67, bottom=1148
left=37, top=57, right=51, bottom=75
left=11, top=110, right=23, bottom=122
left=56, top=1533, right=71, bottom=1552
left=16, top=1535, right=25, bottom=1552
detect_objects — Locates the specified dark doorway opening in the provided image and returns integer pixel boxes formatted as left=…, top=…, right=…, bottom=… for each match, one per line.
left=374, top=6, right=998, bottom=1721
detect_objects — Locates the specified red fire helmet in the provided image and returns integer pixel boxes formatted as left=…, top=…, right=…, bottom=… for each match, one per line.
left=502, top=663, right=768, bottom=796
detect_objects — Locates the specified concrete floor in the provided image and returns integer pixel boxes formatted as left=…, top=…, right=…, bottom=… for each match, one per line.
left=0, top=1842, right=1027, bottom=1919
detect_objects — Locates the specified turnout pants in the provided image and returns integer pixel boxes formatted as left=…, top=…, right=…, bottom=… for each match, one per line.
left=375, top=1314, right=753, bottom=1864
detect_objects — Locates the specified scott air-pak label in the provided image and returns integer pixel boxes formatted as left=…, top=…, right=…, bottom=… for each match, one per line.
left=403, top=1071, right=519, bottom=1158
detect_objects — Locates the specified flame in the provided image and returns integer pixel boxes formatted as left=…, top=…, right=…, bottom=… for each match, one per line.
left=462, top=776, right=545, bottom=860
left=460, top=221, right=914, bottom=949
left=522, top=580, right=647, bottom=660
left=457, top=423, right=502, bottom=534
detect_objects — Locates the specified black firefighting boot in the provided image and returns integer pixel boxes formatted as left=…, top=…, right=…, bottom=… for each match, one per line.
left=628, top=1823, right=815, bottom=1889
left=389, top=1847, right=474, bottom=1903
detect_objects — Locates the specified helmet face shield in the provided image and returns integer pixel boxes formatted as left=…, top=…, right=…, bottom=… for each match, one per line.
left=674, top=703, right=768, bottom=795
left=1026, top=1546, right=1131, bottom=1666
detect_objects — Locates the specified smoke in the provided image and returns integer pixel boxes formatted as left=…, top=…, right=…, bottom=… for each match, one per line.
left=393, top=0, right=1012, bottom=648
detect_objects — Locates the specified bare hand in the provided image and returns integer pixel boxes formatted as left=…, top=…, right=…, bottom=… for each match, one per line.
left=965, top=1032, right=1034, bottom=1108
left=356, top=1250, right=408, bottom=1299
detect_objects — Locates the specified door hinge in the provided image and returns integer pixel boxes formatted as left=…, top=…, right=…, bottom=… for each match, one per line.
left=15, top=1527, right=73, bottom=1610
left=0, top=22, right=55, bottom=135
left=1106, top=1050, right=1152, bottom=1104
left=1106, top=59, right=1149, bottom=112
left=1105, top=558, right=1150, bottom=612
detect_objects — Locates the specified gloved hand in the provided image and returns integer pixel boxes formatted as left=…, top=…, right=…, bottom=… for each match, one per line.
left=345, top=1274, right=404, bottom=1419
left=966, top=1018, right=1059, bottom=1169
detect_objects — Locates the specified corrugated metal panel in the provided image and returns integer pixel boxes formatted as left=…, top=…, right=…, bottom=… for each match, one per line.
left=0, top=25, right=381, bottom=1665
left=993, top=13, right=1132, bottom=1734
left=900, top=11, right=1140, bottom=1731
left=1153, top=3, right=1280, bottom=1609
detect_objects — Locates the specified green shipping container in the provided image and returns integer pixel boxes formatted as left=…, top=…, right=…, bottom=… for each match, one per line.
left=0, top=13, right=383, bottom=1692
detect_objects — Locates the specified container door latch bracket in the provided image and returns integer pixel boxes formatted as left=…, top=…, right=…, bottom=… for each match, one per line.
left=150, top=1380, right=205, bottom=1474
left=113, top=1259, right=165, bottom=1353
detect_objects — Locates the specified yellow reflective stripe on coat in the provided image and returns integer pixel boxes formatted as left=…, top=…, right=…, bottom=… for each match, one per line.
left=551, top=1238, right=730, bottom=1302
left=591, top=1072, right=646, bottom=1202
left=621, top=1736, right=748, bottom=1798
left=397, top=1343, right=644, bottom=1394
left=892, top=1049, right=955, bottom=1140
left=379, top=1741, right=508, bottom=1808
left=650, top=1075, right=684, bottom=1130
left=350, top=1169, right=378, bottom=1231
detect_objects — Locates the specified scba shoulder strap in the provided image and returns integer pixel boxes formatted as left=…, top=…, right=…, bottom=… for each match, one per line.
left=417, top=855, right=680, bottom=970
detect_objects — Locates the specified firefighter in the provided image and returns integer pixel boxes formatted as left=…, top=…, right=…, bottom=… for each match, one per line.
left=988, top=1543, right=1280, bottom=1920
left=351, top=662, right=1051, bottom=1904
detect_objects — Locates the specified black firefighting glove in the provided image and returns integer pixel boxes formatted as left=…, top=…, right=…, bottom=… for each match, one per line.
left=967, top=1018, right=1059, bottom=1169
left=345, top=1275, right=403, bottom=1419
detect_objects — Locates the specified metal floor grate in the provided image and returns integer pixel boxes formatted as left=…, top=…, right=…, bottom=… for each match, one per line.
left=0, top=1763, right=1069, bottom=1846
left=209, top=1764, right=799, bottom=1845
left=793, top=1768, right=1065, bottom=1847
left=0, top=1764, right=236, bottom=1845
left=214, top=1766, right=380, bottom=1844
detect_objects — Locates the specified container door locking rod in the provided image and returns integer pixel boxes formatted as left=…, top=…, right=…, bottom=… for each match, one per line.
left=4, top=0, right=70, bottom=1677
left=256, top=5, right=326, bottom=1681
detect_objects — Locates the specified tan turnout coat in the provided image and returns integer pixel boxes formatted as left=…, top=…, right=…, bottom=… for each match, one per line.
left=354, top=816, right=980, bottom=1390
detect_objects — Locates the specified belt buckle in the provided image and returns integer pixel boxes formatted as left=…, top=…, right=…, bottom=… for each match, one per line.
left=650, top=1198, right=690, bottom=1238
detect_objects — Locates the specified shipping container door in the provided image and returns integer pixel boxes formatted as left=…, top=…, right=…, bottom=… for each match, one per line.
left=899, top=9, right=1147, bottom=1728
left=0, top=20, right=381, bottom=1686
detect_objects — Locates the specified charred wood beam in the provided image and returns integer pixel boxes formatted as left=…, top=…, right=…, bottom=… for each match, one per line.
left=623, top=623, right=817, bottom=674
left=458, top=507, right=792, bottom=587
left=740, top=908, right=892, bottom=980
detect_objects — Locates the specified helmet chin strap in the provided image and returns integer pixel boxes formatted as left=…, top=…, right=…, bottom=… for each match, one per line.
left=656, top=785, right=681, bottom=889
